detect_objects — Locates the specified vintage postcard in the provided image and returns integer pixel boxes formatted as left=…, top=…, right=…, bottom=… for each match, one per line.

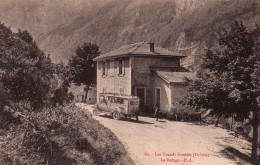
left=0, top=0, right=259, bottom=164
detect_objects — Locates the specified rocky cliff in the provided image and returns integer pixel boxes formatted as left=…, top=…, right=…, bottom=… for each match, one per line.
left=0, top=0, right=259, bottom=71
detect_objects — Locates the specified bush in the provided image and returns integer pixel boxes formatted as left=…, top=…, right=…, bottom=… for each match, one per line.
left=0, top=104, right=134, bottom=165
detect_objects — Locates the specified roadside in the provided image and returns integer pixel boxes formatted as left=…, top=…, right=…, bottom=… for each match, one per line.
left=77, top=103, right=254, bottom=165
left=0, top=104, right=134, bottom=165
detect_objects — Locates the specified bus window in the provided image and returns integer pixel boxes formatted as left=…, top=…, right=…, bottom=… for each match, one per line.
left=115, top=98, right=120, bottom=104
left=105, top=97, right=109, bottom=103
left=120, top=99, right=124, bottom=104
left=99, top=96, right=105, bottom=102
left=130, top=101, right=138, bottom=105
left=110, top=97, right=114, bottom=103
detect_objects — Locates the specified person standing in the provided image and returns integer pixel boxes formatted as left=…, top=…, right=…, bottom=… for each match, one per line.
left=154, top=104, right=160, bottom=121
left=135, top=111, right=139, bottom=121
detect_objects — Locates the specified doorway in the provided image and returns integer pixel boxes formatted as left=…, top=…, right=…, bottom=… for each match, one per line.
left=136, top=87, right=146, bottom=111
left=155, top=87, right=161, bottom=109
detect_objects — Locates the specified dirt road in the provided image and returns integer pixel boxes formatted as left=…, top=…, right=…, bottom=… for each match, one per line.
left=76, top=103, right=252, bottom=165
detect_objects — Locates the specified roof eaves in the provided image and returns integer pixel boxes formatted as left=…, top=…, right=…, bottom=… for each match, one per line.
left=93, top=54, right=130, bottom=61
left=150, top=66, right=190, bottom=72
left=132, top=54, right=185, bottom=58
left=151, top=69, right=170, bottom=84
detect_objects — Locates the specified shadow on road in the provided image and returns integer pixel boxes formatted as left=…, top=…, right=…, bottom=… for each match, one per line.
left=186, top=122, right=209, bottom=126
left=222, top=146, right=255, bottom=165
left=158, top=120, right=166, bottom=123
left=98, top=115, right=154, bottom=124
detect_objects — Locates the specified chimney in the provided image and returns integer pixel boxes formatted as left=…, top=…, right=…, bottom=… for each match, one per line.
left=150, top=43, right=154, bottom=52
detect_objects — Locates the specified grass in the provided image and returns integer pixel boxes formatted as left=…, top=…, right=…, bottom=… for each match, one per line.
left=0, top=104, right=134, bottom=165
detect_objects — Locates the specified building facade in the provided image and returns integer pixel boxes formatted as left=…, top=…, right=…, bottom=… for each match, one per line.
left=93, top=42, right=194, bottom=113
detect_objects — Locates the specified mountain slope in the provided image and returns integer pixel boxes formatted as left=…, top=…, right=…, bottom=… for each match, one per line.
left=0, top=0, right=259, bottom=70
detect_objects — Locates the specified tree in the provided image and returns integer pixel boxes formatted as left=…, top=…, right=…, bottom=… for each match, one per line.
left=0, top=22, right=57, bottom=110
left=17, top=29, right=33, bottom=44
left=68, top=42, right=100, bottom=102
left=182, top=74, right=232, bottom=126
left=183, top=21, right=260, bottom=160
left=50, top=62, right=71, bottom=107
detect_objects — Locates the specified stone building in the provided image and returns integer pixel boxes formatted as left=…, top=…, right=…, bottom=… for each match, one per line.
left=93, top=42, right=194, bottom=114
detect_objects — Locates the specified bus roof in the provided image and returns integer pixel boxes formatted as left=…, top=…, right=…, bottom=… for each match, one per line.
left=99, top=93, right=138, bottom=99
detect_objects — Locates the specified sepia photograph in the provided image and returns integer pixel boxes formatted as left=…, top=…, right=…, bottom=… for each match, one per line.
left=0, top=0, right=259, bottom=164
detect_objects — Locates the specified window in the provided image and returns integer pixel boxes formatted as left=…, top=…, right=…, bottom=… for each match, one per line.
left=119, top=86, right=124, bottom=95
left=115, top=98, right=124, bottom=104
left=110, top=97, right=114, bottom=103
left=110, top=60, right=115, bottom=77
left=102, top=61, right=105, bottom=76
left=101, top=61, right=108, bottom=77
left=102, top=87, right=106, bottom=93
left=113, top=97, right=116, bottom=103
left=105, top=96, right=108, bottom=103
left=99, top=96, right=105, bottom=102
left=116, top=98, right=120, bottom=103
left=118, top=59, right=124, bottom=75
left=120, top=99, right=124, bottom=104
left=130, top=101, right=138, bottom=105
left=107, top=60, right=110, bottom=72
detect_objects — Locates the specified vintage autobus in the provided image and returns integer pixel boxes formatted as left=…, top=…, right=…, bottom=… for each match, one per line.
left=95, top=93, right=139, bottom=120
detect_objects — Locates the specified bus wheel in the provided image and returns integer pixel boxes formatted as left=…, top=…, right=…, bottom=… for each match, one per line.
left=113, top=111, right=121, bottom=120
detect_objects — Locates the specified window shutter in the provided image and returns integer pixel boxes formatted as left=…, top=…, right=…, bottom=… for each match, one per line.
left=118, top=59, right=122, bottom=75
left=115, top=60, right=118, bottom=74
left=106, top=60, right=109, bottom=76
left=119, top=86, right=124, bottom=94
left=122, top=59, right=125, bottom=75
left=102, top=61, right=105, bottom=76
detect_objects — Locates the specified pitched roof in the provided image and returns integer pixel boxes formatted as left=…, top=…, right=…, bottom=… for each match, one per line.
left=93, top=42, right=185, bottom=61
left=151, top=67, right=195, bottom=83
